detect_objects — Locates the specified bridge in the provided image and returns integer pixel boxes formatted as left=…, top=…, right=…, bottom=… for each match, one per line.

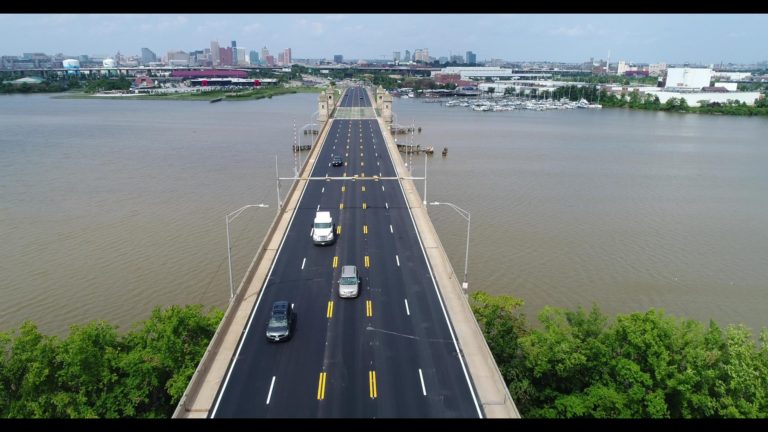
left=172, top=85, right=519, bottom=418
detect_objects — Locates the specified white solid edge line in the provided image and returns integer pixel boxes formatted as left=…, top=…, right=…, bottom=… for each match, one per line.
left=419, top=369, right=427, bottom=396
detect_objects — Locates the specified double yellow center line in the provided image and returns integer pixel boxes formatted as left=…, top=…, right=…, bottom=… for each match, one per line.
left=326, top=301, right=334, bottom=318
left=332, top=256, right=338, bottom=268
left=366, top=300, right=373, bottom=317
left=317, top=372, right=327, bottom=400
left=368, top=370, right=377, bottom=399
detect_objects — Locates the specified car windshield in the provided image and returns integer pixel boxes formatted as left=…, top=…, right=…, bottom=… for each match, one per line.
left=315, top=222, right=332, bottom=229
left=340, top=276, right=357, bottom=285
left=268, top=315, right=288, bottom=328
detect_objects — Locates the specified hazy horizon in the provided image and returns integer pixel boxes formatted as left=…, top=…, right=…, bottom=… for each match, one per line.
left=1, top=14, right=767, bottom=65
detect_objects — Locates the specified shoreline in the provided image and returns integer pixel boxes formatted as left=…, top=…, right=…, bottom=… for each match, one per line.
left=50, top=86, right=323, bottom=101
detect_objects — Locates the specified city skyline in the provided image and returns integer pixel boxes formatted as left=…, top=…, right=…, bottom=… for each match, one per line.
left=1, top=14, right=767, bottom=64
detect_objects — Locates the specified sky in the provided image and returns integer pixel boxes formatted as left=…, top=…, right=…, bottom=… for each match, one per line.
left=1, top=14, right=767, bottom=64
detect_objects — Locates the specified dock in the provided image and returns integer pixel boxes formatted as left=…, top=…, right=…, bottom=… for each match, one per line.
left=396, top=143, right=434, bottom=155
left=389, top=125, right=422, bottom=134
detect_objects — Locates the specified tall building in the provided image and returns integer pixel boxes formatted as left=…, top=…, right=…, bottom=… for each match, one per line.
left=466, top=51, right=476, bottom=65
left=231, top=41, right=238, bottom=65
left=404, top=50, right=411, bottom=63
left=189, top=49, right=205, bottom=66
left=277, top=52, right=285, bottom=65
left=334, top=54, right=343, bottom=64
left=393, top=51, right=400, bottom=63
left=237, top=48, right=247, bottom=66
left=167, top=50, right=190, bottom=66
left=141, top=48, right=157, bottom=65
left=211, top=41, right=220, bottom=66
left=249, top=50, right=259, bottom=65
left=450, top=54, right=464, bottom=64
left=219, top=47, right=233, bottom=66
left=283, top=48, right=292, bottom=65
left=261, top=46, right=270, bottom=62
left=265, top=54, right=275, bottom=66
left=413, top=48, right=429, bottom=63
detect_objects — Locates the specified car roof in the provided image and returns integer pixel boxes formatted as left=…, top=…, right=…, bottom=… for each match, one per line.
left=341, top=265, right=357, bottom=276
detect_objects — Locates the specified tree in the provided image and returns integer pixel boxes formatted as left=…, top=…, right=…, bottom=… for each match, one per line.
left=469, top=292, right=532, bottom=409
left=0, top=322, right=60, bottom=417
left=0, top=305, right=223, bottom=418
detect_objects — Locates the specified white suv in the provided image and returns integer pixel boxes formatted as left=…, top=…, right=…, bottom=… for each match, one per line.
left=338, top=265, right=360, bottom=298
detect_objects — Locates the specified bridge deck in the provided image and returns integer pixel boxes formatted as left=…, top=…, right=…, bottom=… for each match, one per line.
left=173, top=86, right=518, bottom=418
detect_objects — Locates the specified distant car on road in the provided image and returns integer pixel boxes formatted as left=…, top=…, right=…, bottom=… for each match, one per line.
left=266, top=301, right=295, bottom=342
left=331, top=155, right=344, bottom=167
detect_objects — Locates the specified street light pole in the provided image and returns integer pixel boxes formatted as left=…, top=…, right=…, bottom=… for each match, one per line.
left=423, top=148, right=428, bottom=206
left=292, top=119, right=298, bottom=177
left=428, top=201, right=470, bottom=294
left=226, top=203, right=269, bottom=300
left=275, top=154, right=282, bottom=210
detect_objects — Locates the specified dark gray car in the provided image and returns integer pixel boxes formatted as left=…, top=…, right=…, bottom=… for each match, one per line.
left=266, top=301, right=295, bottom=342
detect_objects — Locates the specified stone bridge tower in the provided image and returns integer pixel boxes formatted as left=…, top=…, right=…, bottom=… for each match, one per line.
left=326, top=86, right=335, bottom=109
left=376, top=85, right=385, bottom=110
left=382, top=91, right=393, bottom=124
left=318, top=92, right=329, bottom=122
left=318, top=85, right=337, bottom=122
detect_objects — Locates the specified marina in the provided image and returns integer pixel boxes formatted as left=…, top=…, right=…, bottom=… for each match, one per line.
left=441, top=96, right=603, bottom=112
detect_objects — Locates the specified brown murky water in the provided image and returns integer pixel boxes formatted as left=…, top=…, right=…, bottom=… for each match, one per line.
left=2, top=93, right=767, bottom=335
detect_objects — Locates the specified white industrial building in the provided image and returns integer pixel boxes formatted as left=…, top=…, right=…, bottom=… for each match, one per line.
left=713, top=82, right=739, bottom=92
left=665, top=67, right=712, bottom=90
left=435, top=67, right=514, bottom=80
left=613, top=85, right=762, bottom=107
left=433, top=66, right=552, bottom=82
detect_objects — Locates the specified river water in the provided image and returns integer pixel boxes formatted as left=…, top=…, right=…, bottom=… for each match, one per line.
left=1, top=93, right=767, bottom=335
